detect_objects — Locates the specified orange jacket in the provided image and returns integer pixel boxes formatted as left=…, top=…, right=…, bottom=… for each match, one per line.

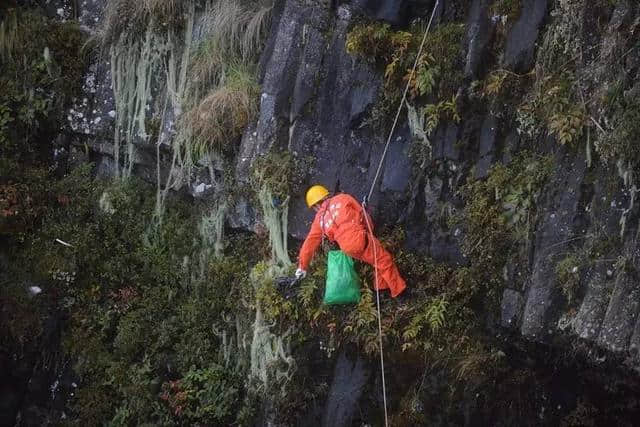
left=297, top=193, right=372, bottom=271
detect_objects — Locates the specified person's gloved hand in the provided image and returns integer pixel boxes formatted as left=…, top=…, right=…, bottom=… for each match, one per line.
left=295, top=268, right=306, bottom=279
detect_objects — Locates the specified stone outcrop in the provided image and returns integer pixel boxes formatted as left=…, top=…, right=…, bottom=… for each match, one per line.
left=50, top=0, right=640, bottom=380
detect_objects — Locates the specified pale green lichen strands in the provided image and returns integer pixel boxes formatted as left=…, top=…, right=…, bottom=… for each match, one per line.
left=249, top=303, right=295, bottom=393
left=110, top=27, right=166, bottom=178
left=154, top=4, right=196, bottom=222
left=248, top=263, right=296, bottom=397
left=258, top=186, right=292, bottom=272
left=197, top=199, right=228, bottom=267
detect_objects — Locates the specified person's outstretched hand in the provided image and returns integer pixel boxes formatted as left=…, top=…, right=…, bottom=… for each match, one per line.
left=295, top=268, right=306, bottom=279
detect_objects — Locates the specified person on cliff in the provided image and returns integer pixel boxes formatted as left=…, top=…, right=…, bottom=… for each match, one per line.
left=295, top=185, right=407, bottom=298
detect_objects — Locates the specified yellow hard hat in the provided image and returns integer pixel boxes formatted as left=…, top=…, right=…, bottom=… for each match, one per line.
left=305, top=185, right=329, bottom=208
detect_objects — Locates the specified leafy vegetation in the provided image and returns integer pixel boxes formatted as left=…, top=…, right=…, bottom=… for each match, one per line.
left=1, top=165, right=260, bottom=424
left=555, top=253, right=583, bottom=305
left=490, top=0, right=523, bottom=21
left=346, top=20, right=465, bottom=130
left=459, top=152, right=553, bottom=289
left=518, top=73, right=586, bottom=145
left=0, top=9, right=88, bottom=160
left=597, top=93, right=640, bottom=171
left=422, top=96, right=461, bottom=134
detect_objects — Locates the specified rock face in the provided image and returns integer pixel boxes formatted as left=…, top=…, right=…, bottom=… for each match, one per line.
left=321, top=349, right=370, bottom=427
left=59, top=0, right=640, bottom=385
left=236, top=0, right=640, bottom=370
left=503, top=0, right=548, bottom=72
left=234, top=0, right=413, bottom=238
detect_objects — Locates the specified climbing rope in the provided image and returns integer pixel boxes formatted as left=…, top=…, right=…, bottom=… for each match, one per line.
left=365, top=0, right=440, bottom=204
left=361, top=2, right=440, bottom=426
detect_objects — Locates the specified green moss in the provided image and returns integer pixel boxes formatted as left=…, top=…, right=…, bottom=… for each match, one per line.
left=597, top=96, right=640, bottom=170
left=250, top=151, right=312, bottom=200
left=458, top=152, right=553, bottom=294
left=555, top=254, right=583, bottom=305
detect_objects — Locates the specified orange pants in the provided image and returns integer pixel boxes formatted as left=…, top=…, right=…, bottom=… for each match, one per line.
left=337, top=227, right=407, bottom=297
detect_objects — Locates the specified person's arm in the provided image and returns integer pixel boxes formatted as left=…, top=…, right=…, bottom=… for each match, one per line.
left=298, top=214, right=323, bottom=271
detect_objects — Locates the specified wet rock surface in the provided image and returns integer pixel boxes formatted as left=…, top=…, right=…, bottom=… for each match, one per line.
left=321, top=349, right=370, bottom=427
left=503, top=0, right=548, bottom=72
left=21, top=0, right=640, bottom=422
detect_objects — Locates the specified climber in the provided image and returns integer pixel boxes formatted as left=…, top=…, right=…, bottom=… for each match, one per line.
left=295, top=185, right=407, bottom=297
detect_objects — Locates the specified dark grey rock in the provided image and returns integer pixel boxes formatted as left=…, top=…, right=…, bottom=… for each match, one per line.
left=474, top=154, right=494, bottom=179
left=381, top=126, right=412, bottom=193
left=501, top=131, right=520, bottom=164
left=503, top=0, right=548, bottom=73
left=321, top=348, right=370, bottom=427
left=429, top=230, right=465, bottom=265
left=478, top=114, right=497, bottom=157
left=597, top=270, right=640, bottom=352
left=443, top=123, right=461, bottom=161
left=350, top=0, right=408, bottom=25
left=572, top=266, right=614, bottom=341
left=474, top=114, right=497, bottom=178
left=465, top=0, right=492, bottom=79
left=501, top=288, right=525, bottom=329
left=227, top=198, right=257, bottom=230
left=78, top=0, right=105, bottom=30
left=521, top=150, right=586, bottom=340
left=290, top=25, right=326, bottom=122
left=432, top=123, right=461, bottom=161
left=238, top=0, right=412, bottom=240
left=628, top=308, right=640, bottom=361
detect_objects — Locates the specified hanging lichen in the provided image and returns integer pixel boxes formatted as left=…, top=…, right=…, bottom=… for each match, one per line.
left=194, top=199, right=228, bottom=284
left=110, top=27, right=167, bottom=178
left=248, top=262, right=296, bottom=400
left=258, top=187, right=292, bottom=271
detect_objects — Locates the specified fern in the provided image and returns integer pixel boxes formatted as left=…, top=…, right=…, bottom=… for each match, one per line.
left=425, top=296, right=448, bottom=332
left=422, top=96, right=460, bottom=133
left=549, top=107, right=584, bottom=145
left=402, top=296, right=448, bottom=351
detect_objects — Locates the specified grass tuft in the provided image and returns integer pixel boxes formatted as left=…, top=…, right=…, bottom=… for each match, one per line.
left=185, top=63, right=260, bottom=158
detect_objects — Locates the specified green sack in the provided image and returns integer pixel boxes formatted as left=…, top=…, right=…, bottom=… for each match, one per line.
left=323, top=250, right=361, bottom=305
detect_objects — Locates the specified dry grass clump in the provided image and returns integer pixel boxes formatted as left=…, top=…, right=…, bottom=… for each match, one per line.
left=185, top=63, right=260, bottom=157
left=190, top=0, right=273, bottom=91
left=200, top=0, right=272, bottom=59
left=181, top=0, right=273, bottom=157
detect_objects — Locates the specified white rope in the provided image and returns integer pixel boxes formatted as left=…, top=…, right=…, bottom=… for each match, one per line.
left=360, top=3, right=440, bottom=425
left=361, top=203, right=389, bottom=426
left=366, top=0, right=440, bottom=203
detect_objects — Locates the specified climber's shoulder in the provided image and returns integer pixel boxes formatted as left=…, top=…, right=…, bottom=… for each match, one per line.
left=330, top=193, right=359, bottom=206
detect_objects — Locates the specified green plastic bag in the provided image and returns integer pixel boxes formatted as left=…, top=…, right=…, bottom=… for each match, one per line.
left=323, top=250, right=361, bottom=305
